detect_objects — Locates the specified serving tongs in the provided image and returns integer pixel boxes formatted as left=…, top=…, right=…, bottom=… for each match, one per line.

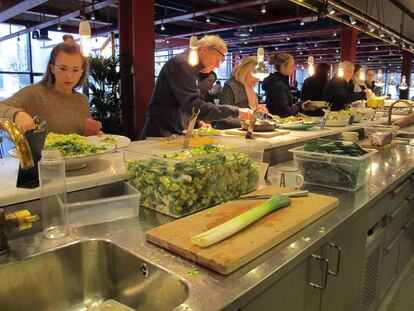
left=232, top=190, right=309, bottom=201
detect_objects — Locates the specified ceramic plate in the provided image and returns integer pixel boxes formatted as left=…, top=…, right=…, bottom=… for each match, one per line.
left=87, top=134, right=131, bottom=148
left=8, top=141, right=116, bottom=171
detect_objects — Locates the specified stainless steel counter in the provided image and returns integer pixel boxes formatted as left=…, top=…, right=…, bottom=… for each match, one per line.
left=3, top=145, right=414, bottom=311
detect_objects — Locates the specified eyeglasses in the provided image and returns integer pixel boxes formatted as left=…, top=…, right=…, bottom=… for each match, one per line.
left=54, top=65, right=83, bottom=75
left=210, top=47, right=225, bottom=64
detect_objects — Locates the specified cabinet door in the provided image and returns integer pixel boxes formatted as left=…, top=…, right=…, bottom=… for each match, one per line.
left=241, top=252, right=324, bottom=311
left=320, top=213, right=368, bottom=311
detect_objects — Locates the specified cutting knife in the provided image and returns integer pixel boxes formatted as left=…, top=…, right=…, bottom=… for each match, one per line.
left=231, top=190, right=309, bottom=201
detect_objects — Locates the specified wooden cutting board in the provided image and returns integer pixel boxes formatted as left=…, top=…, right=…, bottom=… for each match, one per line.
left=146, top=186, right=339, bottom=275
left=224, top=128, right=290, bottom=138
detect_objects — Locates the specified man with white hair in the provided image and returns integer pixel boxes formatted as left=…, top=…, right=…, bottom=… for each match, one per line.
left=322, top=60, right=373, bottom=111
left=141, top=35, right=250, bottom=138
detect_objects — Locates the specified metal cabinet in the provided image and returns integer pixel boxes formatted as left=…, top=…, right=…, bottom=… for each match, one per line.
left=240, top=212, right=368, bottom=311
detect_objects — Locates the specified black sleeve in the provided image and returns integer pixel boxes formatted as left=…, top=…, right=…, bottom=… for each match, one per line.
left=266, top=83, right=300, bottom=117
left=301, top=80, right=311, bottom=101
left=324, top=81, right=366, bottom=111
left=167, top=62, right=239, bottom=122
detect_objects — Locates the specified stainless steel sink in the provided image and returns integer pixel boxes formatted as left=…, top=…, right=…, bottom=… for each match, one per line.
left=0, top=239, right=188, bottom=311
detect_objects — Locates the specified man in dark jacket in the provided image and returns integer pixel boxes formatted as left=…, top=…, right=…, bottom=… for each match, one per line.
left=141, top=35, right=249, bottom=139
left=323, top=61, right=372, bottom=111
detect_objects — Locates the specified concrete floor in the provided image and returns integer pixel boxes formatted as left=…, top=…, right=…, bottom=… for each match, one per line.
left=377, top=254, right=414, bottom=311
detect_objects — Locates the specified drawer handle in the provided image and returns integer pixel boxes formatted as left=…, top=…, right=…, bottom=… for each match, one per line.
left=328, top=243, right=341, bottom=276
left=385, top=229, right=405, bottom=252
left=389, top=200, right=408, bottom=221
left=308, top=254, right=329, bottom=290
left=392, top=179, right=411, bottom=196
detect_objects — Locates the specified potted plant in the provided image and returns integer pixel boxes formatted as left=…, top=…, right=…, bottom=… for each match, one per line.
left=88, top=55, right=121, bottom=133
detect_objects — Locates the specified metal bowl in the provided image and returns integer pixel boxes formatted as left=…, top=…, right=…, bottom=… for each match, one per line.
left=241, top=122, right=277, bottom=132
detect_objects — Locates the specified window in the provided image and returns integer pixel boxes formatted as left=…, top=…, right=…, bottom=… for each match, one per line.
left=0, top=24, right=29, bottom=72
left=0, top=73, right=30, bottom=100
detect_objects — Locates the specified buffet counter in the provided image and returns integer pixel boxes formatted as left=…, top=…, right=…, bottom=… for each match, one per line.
left=2, top=142, right=414, bottom=310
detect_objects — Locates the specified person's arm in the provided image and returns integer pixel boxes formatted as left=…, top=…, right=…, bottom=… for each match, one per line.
left=393, top=113, right=414, bottom=128
left=167, top=62, right=239, bottom=122
left=0, top=88, right=36, bottom=131
left=300, top=80, right=311, bottom=101
left=326, top=80, right=366, bottom=110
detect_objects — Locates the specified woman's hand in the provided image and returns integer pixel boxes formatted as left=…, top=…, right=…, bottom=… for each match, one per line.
left=300, top=100, right=312, bottom=111
left=258, top=105, right=268, bottom=115
left=364, top=89, right=374, bottom=98
left=198, top=121, right=212, bottom=129
left=238, top=108, right=252, bottom=121
left=14, top=111, right=36, bottom=132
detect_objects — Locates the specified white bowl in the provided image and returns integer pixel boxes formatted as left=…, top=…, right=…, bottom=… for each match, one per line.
left=309, top=101, right=328, bottom=108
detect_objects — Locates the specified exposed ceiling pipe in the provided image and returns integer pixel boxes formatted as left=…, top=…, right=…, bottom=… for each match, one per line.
left=0, top=0, right=117, bottom=43
left=0, top=0, right=50, bottom=23
left=154, top=0, right=279, bottom=25
left=290, top=0, right=413, bottom=54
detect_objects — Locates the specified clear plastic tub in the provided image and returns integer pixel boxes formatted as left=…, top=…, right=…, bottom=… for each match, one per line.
left=289, top=142, right=377, bottom=191
left=60, top=182, right=140, bottom=227
left=124, top=137, right=263, bottom=218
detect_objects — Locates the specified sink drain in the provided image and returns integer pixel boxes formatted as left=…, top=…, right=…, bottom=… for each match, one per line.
left=140, top=263, right=149, bottom=277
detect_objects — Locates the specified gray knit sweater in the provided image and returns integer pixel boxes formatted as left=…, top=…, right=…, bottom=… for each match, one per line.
left=0, top=83, right=90, bottom=134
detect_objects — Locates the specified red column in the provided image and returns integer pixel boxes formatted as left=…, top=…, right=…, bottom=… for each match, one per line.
left=118, top=0, right=134, bottom=139
left=400, top=50, right=413, bottom=99
left=132, top=0, right=155, bottom=139
left=340, top=27, right=357, bottom=64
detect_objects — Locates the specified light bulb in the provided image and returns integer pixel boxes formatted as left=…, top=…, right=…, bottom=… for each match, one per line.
left=261, top=5, right=266, bottom=13
left=328, top=6, right=335, bottom=15
left=359, top=68, right=365, bottom=81
left=252, top=47, right=269, bottom=80
left=308, top=64, right=315, bottom=76
left=333, top=30, right=337, bottom=37
left=91, top=13, right=96, bottom=20
left=307, top=55, right=314, bottom=66
left=400, top=75, right=408, bottom=90
left=349, top=16, right=356, bottom=25
left=188, top=35, right=199, bottom=66
left=79, top=19, right=91, bottom=57
left=337, top=63, right=344, bottom=78
left=374, top=69, right=384, bottom=87
left=388, top=73, right=397, bottom=86
left=57, top=24, right=62, bottom=31
left=206, top=16, right=210, bottom=23
left=160, top=23, right=165, bottom=31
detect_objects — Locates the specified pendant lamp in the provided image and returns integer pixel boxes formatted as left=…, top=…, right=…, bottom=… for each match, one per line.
left=79, top=18, right=91, bottom=57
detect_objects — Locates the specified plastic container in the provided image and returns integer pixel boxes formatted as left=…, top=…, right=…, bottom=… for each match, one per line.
left=38, top=149, right=69, bottom=239
left=289, top=142, right=377, bottom=191
left=364, top=125, right=399, bottom=139
left=60, top=182, right=140, bottom=228
left=124, top=138, right=263, bottom=218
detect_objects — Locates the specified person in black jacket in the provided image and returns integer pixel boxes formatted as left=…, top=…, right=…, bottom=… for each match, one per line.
left=301, top=63, right=330, bottom=101
left=140, top=35, right=250, bottom=139
left=322, top=61, right=373, bottom=111
left=262, top=53, right=311, bottom=117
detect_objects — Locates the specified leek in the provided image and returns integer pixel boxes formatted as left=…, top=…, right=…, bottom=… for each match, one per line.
left=191, top=194, right=291, bottom=248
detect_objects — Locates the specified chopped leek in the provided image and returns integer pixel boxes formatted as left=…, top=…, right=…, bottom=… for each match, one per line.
left=191, top=194, right=291, bottom=248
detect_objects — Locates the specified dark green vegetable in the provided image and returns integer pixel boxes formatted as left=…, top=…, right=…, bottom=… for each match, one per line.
left=304, top=139, right=367, bottom=157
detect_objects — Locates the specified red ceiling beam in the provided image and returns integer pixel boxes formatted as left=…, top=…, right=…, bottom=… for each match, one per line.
left=0, top=0, right=49, bottom=23
left=0, top=0, right=117, bottom=43
left=154, top=0, right=282, bottom=25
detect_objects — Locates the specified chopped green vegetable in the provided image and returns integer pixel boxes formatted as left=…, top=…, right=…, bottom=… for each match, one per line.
left=191, top=194, right=291, bottom=247
left=45, top=133, right=107, bottom=157
left=126, top=144, right=259, bottom=218
left=187, top=267, right=199, bottom=276
left=303, top=139, right=368, bottom=157
left=191, top=128, right=221, bottom=136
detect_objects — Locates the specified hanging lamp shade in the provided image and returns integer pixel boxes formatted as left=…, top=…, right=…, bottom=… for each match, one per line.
left=400, top=75, right=408, bottom=90
left=188, top=35, right=199, bottom=66
left=252, top=47, right=269, bottom=80
left=307, top=56, right=315, bottom=76
left=374, top=69, right=385, bottom=87
left=79, top=19, right=91, bottom=57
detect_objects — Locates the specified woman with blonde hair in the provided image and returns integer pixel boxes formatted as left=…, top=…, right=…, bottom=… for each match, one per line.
left=263, top=53, right=311, bottom=117
left=216, top=56, right=267, bottom=129
left=0, top=39, right=91, bottom=134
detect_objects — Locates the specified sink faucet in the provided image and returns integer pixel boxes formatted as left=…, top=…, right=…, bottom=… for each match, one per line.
left=0, top=208, right=39, bottom=254
left=0, top=118, right=34, bottom=169
left=388, top=100, right=413, bottom=125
